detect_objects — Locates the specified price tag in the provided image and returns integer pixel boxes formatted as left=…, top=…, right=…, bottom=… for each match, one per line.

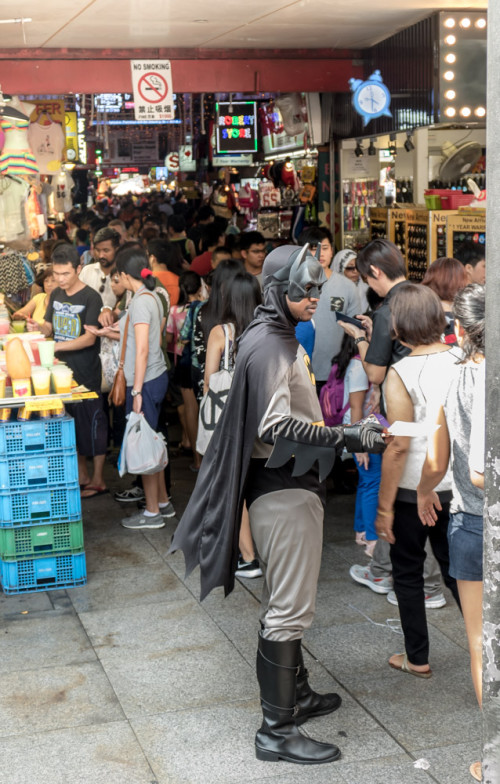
left=70, top=391, right=98, bottom=401
left=25, top=398, right=64, bottom=412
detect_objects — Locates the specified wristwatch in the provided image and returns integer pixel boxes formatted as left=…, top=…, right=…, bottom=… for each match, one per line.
left=100, top=306, right=112, bottom=313
left=354, top=336, right=368, bottom=345
left=131, top=388, right=142, bottom=397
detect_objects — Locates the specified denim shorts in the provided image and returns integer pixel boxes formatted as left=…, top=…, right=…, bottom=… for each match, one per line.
left=448, top=511, right=483, bottom=581
left=126, top=372, right=168, bottom=430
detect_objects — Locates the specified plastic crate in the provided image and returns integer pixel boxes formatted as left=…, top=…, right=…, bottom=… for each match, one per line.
left=0, top=520, right=84, bottom=560
left=0, top=552, right=86, bottom=594
left=0, top=451, right=78, bottom=490
left=438, top=191, right=474, bottom=210
left=0, top=416, right=76, bottom=456
left=0, top=484, right=81, bottom=527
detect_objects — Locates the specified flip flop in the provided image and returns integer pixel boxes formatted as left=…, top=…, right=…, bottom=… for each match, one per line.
left=81, top=485, right=109, bottom=498
left=469, top=761, right=482, bottom=781
left=389, top=653, right=432, bottom=679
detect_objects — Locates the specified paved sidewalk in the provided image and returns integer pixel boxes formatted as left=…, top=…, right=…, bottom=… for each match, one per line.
left=0, top=451, right=480, bottom=784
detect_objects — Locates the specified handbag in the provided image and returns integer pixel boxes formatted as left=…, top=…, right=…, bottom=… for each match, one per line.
left=196, top=324, right=234, bottom=455
left=108, top=314, right=129, bottom=407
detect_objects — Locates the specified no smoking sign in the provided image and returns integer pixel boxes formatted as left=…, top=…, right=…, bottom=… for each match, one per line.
left=131, top=60, right=174, bottom=121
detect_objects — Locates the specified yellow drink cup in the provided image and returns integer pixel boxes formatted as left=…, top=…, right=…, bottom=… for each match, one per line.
left=51, top=366, right=73, bottom=394
left=31, top=367, right=51, bottom=396
left=0, top=371, right=6, bottom=398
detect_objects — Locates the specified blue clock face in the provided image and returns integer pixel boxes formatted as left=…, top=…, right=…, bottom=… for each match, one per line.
left=356, top=83, right=389, bottom=116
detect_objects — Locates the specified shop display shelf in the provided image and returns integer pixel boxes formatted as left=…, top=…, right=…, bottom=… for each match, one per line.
left=0, top=451, right=78, bottom=490
left=0, top=484, right=81, bottom=528
left=0, top=520, right=84, bottom=561
left=0, top=416, right=76, bottom=455
left=0, top=552, right=87, bottom=594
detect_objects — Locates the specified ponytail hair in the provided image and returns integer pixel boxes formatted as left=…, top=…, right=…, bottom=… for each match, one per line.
left=115, top=246, right=155, bottom=291
left=452, top=283, right=485, bottom=362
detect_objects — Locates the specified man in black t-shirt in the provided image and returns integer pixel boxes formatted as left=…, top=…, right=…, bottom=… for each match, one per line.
left=29, top=243, right=108, bottom=497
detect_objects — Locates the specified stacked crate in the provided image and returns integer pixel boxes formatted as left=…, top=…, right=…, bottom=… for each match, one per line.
left=0, top=414, right=86, bottom=594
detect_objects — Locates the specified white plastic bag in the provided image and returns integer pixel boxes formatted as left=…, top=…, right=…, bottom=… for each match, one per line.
left=118, top=411, right=168, bottom=477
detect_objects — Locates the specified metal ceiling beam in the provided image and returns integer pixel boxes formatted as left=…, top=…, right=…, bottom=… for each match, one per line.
left=0, top=55, right=362, bottom=94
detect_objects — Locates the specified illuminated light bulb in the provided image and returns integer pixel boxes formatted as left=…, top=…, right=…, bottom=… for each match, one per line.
left=475, top=18, right=486, bottom=29
left=460, top=107, right=472, bottom=117
left=445, top=107, right=456, bottom=118
left=475, top=107, right=486, bottom=117
left=444, top=34, right=456, bottom=45
left=444, top=89, right=456, bottom=100
left=459, top=18, right=471, bottom=28
left=443, top=71, right=455, bottom=81
left=444, top=17, right=455, bottom=28
left=444, top=53, right=456, bottom=64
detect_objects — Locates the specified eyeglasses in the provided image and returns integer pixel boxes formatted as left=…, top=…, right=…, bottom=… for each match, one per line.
left=99, top=276, right=106, bottom=293
left=344, top=266, right=357, bottom=272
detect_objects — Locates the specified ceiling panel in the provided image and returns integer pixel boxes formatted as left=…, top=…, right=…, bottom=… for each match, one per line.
left=0, top=0, right=488, bottom=50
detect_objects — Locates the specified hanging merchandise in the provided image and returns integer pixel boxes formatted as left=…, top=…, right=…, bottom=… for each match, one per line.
left=0, top=175, right=30, bottom=243
left=49, top=169, right=75, bottom=216
left=28, top=116, right=65, bottom=175
left=25, top=185, right=46, bottom=239
left=0, top=98, right=39, bottom=178
left=0, top=249, right=30, bottom=295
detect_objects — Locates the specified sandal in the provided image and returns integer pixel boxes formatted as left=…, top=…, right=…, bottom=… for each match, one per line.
left=469, top=761, right=482, bottom=781
left=389, top=653, right=432, bottom=679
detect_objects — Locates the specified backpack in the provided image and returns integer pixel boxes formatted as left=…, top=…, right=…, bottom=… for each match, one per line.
left=319, top=363, right=350, bottom=426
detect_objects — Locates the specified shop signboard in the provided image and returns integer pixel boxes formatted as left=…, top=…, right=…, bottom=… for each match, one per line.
left=94, top=94, right=123, bottom=113
left=132, top=138, right=159, bottom=162
left=130, top=60, right=174, bottom=121
left=165, top=151, right=180, bottom=171
left=216, top=101, right=257, bottom=154
left=212, top=154, right=254, bottom=166
left=29, top=99, right=65, bottom=124
left=64, top=112, right=78, bottom=162
left=77, top=116, right=87, bottom=164
left=259, top=102, right=305, bottom=155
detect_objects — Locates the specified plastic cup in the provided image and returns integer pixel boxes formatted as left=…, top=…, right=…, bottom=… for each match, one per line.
left=51, top=366, right=73, bottom=394
left=0, top=372, right=6, bottom=398
left=11, top=320, right=26, bottom=333
left=38, top=340, right=55, bottom=368
left=31, top=367, right=51, bottom=396
left=12, top=378, right=31, bottom=398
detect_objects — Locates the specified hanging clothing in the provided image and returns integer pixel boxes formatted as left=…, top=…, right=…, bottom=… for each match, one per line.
left=0, top=250, right=30, bottom=295
left=26, top=186, right=46, bottom=238
left=49, top=170, right=75, bottom=215
left=0, top=176, right=30, bottom=243
left=0, top=118, right=39, bottom=178
left=28, top=119, right=65, bottom=175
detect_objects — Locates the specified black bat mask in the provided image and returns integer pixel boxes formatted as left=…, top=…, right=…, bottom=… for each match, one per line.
left=265, top=244, right=327, bottom=302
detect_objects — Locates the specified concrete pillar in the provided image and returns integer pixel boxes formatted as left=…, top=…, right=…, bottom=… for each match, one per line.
left=483, top=4, right=500, bottom=782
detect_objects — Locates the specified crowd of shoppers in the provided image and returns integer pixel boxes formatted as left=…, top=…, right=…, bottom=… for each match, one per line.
left=28, top=191, right=486, bottom=779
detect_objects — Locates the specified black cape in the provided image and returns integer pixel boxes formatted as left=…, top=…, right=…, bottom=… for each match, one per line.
left=169, top=255, right=299, bottom=600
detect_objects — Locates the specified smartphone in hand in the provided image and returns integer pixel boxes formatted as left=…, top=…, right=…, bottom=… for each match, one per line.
left=335, top=312, right=365, bottom=329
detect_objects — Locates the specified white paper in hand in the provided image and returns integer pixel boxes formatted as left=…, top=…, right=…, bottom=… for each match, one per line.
left=388, top=421, right=440, bottom=438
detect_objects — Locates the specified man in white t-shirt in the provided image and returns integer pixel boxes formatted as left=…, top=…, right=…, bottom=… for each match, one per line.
left=79, top=227, right=120, bottom=325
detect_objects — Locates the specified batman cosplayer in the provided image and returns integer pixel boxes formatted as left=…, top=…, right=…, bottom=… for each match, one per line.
left=170, top=245, right=387, bottom=765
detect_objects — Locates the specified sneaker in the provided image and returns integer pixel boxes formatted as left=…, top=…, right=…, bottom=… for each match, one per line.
left=114, top=486, right=145, bottom=503
left=159, top=501, right=177, bottom=519
left=387, top=590, right=446, bottom=609
left=349, top=564, right=393, bottom=594
left=121, top=511, right=165, bottom=530
left=236, top=557, right=263, bottom=579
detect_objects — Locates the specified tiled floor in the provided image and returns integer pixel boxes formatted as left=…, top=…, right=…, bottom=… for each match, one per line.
left=0, top=449, right=481, bottom=783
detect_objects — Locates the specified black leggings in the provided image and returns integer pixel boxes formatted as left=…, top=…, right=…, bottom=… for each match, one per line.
left=390, top=499, right=461, bottom=665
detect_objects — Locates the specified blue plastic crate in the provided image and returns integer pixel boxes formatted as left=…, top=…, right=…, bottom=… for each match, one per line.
left=0, top=552, right=86, bottom=594
left=0, top=484, right=81, bottom=527
left=0, top=416, right=76, bottom=455
left=0, top=451, right=78, bottom=490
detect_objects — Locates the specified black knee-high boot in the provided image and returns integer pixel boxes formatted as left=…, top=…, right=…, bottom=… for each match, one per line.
left=255, top=633, right=341, bottom=764
left=295, top=644, right=342, bottom=725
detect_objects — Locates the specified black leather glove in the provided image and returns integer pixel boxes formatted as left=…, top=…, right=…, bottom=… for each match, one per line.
left=343, top=420, right=387, bottom=454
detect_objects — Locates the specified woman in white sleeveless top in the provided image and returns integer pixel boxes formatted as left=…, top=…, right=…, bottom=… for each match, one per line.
left=376, top=284, right=462, bottom=677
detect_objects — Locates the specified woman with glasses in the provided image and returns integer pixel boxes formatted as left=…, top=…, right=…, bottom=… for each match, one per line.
left=332, top=249, right=369, bottom=312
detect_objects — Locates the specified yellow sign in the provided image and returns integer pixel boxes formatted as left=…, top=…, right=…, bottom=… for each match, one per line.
left=65, top=112, right=78, bottom=161
left=25, top=398, right=64, bottom=412
left=29, top=99, right=65, bottom=124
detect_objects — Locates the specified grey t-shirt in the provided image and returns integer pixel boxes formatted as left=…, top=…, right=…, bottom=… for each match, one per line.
left=120, top=287, right=166, bottom=386
left=312, top=272, right=361, bottom=381
left=444, top=361, right=485, bottom=516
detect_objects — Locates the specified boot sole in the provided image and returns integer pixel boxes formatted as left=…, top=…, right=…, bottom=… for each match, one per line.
left=255, top=746, right=341, bottom=764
